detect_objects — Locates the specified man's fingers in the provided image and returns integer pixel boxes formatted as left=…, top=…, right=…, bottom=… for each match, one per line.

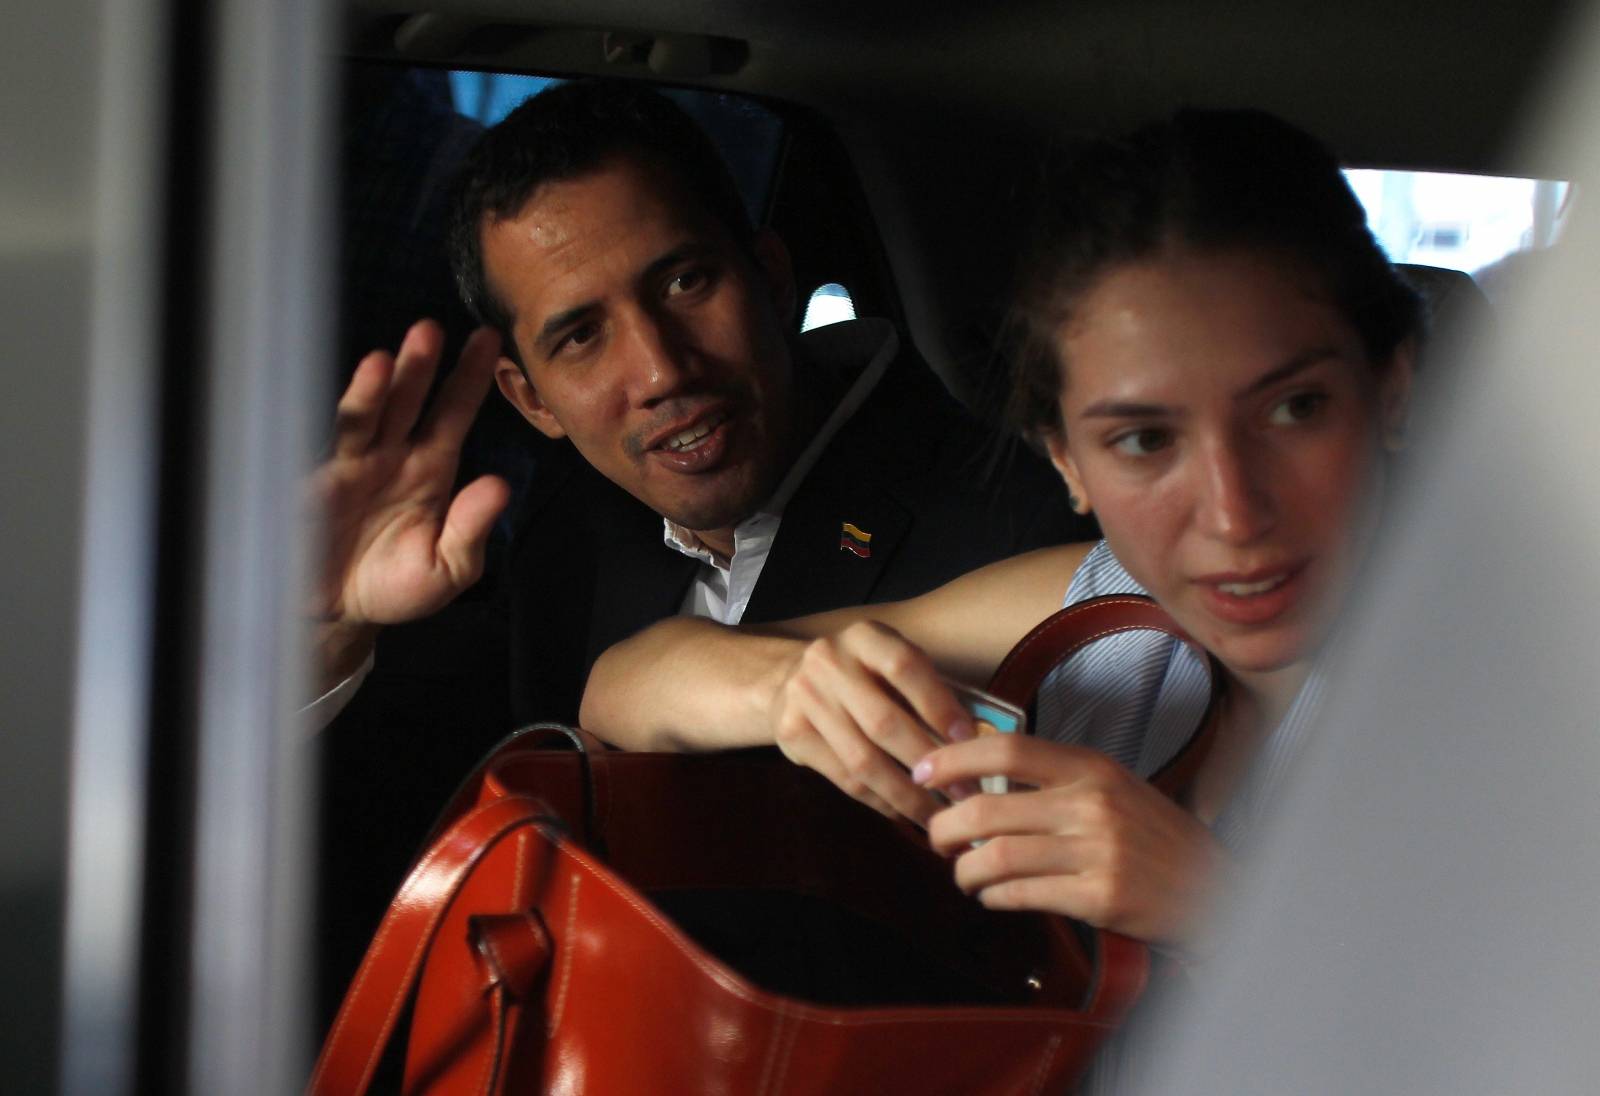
left=824, top=655, right=945, bottom=771
left=333, top=350, right=394, bottom=456
left=435, top=474, right=511, bottom=589
left=415, top=326, right=501, bottom=453
left=840, top=625, right=975, bottom=747
left=375, top=319, right=446, bottom=449
left=787, top=679, right=941, bottom=826
left=914, top=734, right=1115, bottom=793
left=783, top=743, right=901, bottom=821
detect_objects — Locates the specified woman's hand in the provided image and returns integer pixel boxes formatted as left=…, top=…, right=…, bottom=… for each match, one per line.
left=768, top=621, right=978, bottom=827
left=916, top=735, right=1232, bottom=952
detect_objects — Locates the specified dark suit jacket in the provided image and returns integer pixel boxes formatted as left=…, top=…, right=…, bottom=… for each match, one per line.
left=505, top=325, right=1092, bottom=726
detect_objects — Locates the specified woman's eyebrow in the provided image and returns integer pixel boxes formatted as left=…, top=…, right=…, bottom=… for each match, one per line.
left=1076, top=346, right=1344, bottom=419
left=1078, top=398, right=1175, bottom=419
left=1236, top=347, right=1340, bottom=398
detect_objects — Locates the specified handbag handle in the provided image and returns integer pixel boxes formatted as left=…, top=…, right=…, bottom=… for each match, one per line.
left=307, top=794, right=554, bottom=1096
left=985, top=593, right=1225, bottom=799
left=420, top=722, right=612, bottom=851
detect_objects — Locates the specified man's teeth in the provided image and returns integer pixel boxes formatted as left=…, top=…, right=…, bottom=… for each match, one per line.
left=663, top=416, right=723, bottom=452
left=1217, top=575, right=1287, bottom=596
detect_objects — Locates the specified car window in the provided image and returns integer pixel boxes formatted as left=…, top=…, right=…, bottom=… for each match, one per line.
left=1343, top=167, right=1574, bottom=303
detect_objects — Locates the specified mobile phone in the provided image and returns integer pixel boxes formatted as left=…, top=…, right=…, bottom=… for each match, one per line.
left=944, top=680, right=1027, bottom=794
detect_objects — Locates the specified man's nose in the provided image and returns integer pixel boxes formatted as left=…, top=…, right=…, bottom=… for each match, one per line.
left=1196, top=437, right=1275, bottom=545
left=621, top=313, right=692, bottom=406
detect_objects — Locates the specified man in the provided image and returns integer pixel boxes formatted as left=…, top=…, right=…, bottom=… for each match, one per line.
left=312, top=79, right=1087, bottom=1024
left=313, top=79, right=1086, bottom=728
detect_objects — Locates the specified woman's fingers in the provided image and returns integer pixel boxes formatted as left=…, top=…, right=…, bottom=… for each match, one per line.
left=950, top=832, right=1092, bottom=895
left=970, top=872, right=1107, bottom=919
left=913, top=732, right=1115, bottom=794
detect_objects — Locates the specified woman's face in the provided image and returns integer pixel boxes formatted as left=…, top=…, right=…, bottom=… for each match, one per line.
left=1046, top=247, right=1412, bottom=679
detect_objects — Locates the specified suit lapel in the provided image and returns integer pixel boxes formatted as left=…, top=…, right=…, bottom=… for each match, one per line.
left=742, top=462, right=911, bottom=625
left=585, top=489, right=700, bottom=663
left=743, top=340, right=927, bottom=625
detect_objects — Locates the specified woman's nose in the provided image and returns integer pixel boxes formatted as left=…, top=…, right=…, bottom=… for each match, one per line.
left=1197, top=440, right=1276, bottom=544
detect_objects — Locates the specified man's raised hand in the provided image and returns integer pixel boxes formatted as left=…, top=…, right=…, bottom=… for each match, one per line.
left=307, top=320, right=510, bottom=686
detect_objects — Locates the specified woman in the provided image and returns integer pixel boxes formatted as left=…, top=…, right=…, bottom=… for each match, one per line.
left=580, top=109, right=1418, bottom=959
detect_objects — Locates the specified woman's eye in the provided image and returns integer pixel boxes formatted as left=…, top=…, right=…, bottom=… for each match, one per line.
left=1268, top=391, right=1328, bottom=425
left=1111, top=428, right=1172, bottom=456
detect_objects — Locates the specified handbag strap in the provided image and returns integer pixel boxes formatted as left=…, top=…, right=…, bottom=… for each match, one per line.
left=984, top=593, right=1226, bottom=800
left=306, top=795, right=554, bottom=1096
left=420, top=722, right=611, bottom=850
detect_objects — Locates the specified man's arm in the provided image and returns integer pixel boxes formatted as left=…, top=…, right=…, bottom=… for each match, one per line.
left=580, top=543, right=1091, bottom=819
left=305, top=318, right=508, bottom=704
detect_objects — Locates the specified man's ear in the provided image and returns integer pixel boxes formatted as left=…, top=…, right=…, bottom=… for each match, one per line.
left=1380, top=336, right=1417, bottom=452
left=1043, top=431, right=1092, bottom=515
left=495, top=355, right=567, bottom=440
left=752, top=227, right=797, bottom=328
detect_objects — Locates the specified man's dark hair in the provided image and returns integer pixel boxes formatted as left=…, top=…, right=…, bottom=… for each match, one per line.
left=1005, top=108, right=1425, bottom=438
left=446, top=79, right=756, bottom=358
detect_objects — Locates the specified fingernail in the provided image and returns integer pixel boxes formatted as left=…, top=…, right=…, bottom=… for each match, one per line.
left=948, top=719, right=975, bottom=742
left=911, top=758, right=933, bottom=785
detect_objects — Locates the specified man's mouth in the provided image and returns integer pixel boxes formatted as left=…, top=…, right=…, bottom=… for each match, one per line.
left=641, top=406, right=740, bottom=475
left=659, top=409, right=729, bottom=453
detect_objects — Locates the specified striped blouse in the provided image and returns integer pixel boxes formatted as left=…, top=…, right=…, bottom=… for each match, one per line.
left=1043, top=542, right=1330, bottom=1094
left=1037, top=540, right=1328, bottom=854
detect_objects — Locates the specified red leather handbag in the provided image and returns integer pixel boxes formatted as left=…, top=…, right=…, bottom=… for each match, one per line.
left=311, top=595, right=1218, bottom=1095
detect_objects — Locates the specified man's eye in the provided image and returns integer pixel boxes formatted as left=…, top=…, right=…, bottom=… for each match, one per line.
left=555, top=321, right=601, bottom=355
left=1111, top=428, right=1172, bottom=456
left=665, top=268, right=710, bottom=296
left=1267, top=391, right=1328, bottom=425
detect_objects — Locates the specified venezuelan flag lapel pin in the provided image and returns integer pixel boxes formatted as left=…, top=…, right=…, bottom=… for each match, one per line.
left=839, top=522, right=872, bottom=558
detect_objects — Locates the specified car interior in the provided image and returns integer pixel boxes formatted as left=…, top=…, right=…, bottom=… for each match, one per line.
left=5, top=0, right=1586, bottom=1091
left=338, top=0, right=1572, bottom=408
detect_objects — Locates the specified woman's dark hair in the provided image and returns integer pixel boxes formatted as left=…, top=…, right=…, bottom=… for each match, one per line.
left=446, top=79, right=756, bottom=360
left=1006, top=108, right=1424, bottom=438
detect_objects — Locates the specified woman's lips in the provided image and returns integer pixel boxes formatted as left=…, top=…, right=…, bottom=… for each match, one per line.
left=1193, top=562, right=1308, bottom=625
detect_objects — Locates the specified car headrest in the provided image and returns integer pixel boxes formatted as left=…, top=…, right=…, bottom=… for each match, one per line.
left=1396, top=263, right=1493, bottom=375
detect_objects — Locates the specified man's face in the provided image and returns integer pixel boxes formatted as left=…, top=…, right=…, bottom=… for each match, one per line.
left=485, top=155, right=798, bottom=539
